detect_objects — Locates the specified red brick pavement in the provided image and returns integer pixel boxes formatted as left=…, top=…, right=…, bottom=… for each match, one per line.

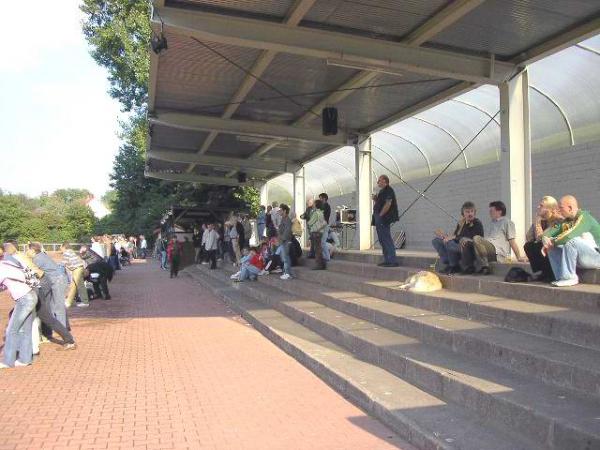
left=0, top=260, right=414, bottom=450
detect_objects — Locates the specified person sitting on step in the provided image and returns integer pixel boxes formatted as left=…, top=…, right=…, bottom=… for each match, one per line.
left=542, top=195, right=600, bottom=287
left=523, top=196, right=563, bottom=282
left=432, top=201, right=484, bottom=274
left=460, top=201, right=526, bottom=275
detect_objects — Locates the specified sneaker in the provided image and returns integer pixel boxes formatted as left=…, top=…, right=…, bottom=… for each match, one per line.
left=57, top=343, right=77, bottom=351
left=76, top=303, right=90, bottom=308
left=258, top=270, right=267, bottom=276
left=551, top=277, right=579, bottom=287
left=272, top=268, right=283, bottom=274
left=201, top=262, right=209, bottom=265
left=0, top=363, right=10, bottom=369
left=280, top=273, right=291, bottom=280
left=14, top=360, right=30, bottom=367
left=230, top=271, right=240, bottom=279
left=40, top=336, right=51, bottom=344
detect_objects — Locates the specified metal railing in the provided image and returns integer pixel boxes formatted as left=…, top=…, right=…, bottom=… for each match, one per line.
left=19, top=243, right=86, bottom=253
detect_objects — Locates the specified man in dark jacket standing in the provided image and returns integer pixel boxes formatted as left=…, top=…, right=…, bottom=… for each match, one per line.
left=372, top=175, right=399, bottom=267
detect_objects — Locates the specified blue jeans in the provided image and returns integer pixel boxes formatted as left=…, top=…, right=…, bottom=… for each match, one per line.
left=280, top=242, right=293, bottom=276
left=50, top=275, right=68, bottom=328
left=239, top=265, right=261, bottom=281
left=321, top=225, right=330, bottom=261
left=548, top=237, right=600, bottom=280
left=160, top=250, right=167, bottom=269
left=374, top=216, right=397, bottom=264
left=432, top=237, right=461, bottom=268
left=258, top=224, right=265, bottom=240
left=4, top=291, right=37, bottom=367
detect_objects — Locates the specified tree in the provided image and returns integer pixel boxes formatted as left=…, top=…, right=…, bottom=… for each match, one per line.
left=81, top=0, right=260, bottom=235
left=80, top=0, right=151, bottom=112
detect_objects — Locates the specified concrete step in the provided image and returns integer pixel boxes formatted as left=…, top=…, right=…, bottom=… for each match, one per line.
left=297, top=266, right=600, bottom=397
left=326, top=258, right=600, bottom=314
left=186, top=266, right=543, bottom=450
left=324, top=260, right=600, bottom=351
left=190, top=266, right=598, bottom=449
left=333, top=250, right=600, bottom=285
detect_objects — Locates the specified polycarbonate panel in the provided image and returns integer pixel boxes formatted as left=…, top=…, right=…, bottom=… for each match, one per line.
left=384, top=117, right=467, bottom=174
left=529, top=45, right=600, bottom=144
left=371, top=132, right=430, bottom=180
left=528, top=88, right=572, bottom=152
left=416, top=101, right=500, bottom=167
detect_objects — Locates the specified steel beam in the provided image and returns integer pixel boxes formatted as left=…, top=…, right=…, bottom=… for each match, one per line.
left=145, top=171, right=257, bottom=187
left=153, top=7, right=515, bottom=84
left=363, top=81, right=476, bottom=135
left=148, top=148, right=300, bottom=172
left=248, top=0, right=487, bottom=161
left=513, top=16, right=600, bottom=66
left=500, top=69, right=532, bottom=247
left=188, top=0, right=317, bottom=167
left=150, top=111, right=347, bottom=145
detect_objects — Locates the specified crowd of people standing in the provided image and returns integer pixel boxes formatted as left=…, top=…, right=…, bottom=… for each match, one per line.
left=0, top=233, right=149, bottom=369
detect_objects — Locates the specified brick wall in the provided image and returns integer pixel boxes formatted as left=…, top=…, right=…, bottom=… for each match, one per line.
left=326, top=141, right=600, bottom=250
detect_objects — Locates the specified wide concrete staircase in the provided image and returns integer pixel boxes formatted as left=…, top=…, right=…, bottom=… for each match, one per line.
left=185, top=250, right=600, bottom=450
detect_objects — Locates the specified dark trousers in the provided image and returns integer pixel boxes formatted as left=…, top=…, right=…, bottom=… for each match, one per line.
left=462, top=236, right=497, bottom=271
left=374, top=216, right=397, bottom=264
left=91, top=277, right=110, bottom=299
left=310, top=232, right=325, bottom=269
left=524, top=240, right=555, bottom=281
left=170, top=256, right=180, bottom=278
left=37, top=282, right=75, bottom=344
left=207, top=250, right=217, bottom=269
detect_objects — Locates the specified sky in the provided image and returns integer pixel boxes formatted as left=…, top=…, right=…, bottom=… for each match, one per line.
left=0, top=0, right=122, bottom=200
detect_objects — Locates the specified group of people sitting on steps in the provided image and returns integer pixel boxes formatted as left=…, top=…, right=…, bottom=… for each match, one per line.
left=432, top=195, right=600, bottom=287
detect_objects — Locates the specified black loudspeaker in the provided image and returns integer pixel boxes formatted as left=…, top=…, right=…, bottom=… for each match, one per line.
left=322, top=107, right=338, bottom=136
left=237, top=172, right=247, bottom=183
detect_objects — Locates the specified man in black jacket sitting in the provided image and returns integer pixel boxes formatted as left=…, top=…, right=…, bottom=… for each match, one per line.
left=79, top=245, right=113, bottom=300
left=432, top=201, right=484, bottom=274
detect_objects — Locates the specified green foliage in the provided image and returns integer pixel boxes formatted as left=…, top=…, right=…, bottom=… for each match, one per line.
left=233, top=187, right=260, bottom=217
left=80, top=0, right=260, bottom=236
left=81, top=0, right=152, bottom=112
left=0, top=191, right=97, bottom=244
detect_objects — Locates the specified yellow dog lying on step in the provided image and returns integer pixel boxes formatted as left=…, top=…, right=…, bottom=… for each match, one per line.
left=398, top=271, right=442, bottom=292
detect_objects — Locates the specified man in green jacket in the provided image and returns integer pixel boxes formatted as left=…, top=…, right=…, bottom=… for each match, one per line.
left=543, top=195, right=600, bottom=287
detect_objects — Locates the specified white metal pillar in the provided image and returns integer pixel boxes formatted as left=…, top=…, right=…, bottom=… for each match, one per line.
left=259, top=182, right=269, bottom=207
left=499, top=69, right=532, bottom=248
left=355, top=137, right=373, bottom=250
left=292, top=167, right=307, bottom=245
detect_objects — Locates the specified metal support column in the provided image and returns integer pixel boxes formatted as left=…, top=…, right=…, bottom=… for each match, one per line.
left=292, top=167, right=307, bottom=246
left=355, top=137, right=373, bottom=250
left=500, top=69, right=532, bottom=247
left=259, top=182, right=269, bottom=207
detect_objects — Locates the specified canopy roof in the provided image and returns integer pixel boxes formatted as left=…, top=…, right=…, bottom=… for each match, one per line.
left=146, top=0, right=600, bottom=187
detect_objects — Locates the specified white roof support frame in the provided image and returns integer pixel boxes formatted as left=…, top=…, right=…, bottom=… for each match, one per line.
left=150, top=111, right=348, bottom=145
left=148, top=148, right=301, bottom=173
left=153, top=7, right=516, bottom=84
left=145, top=171, right=260, bottom=187
left=185, top=0, right=317, bottom=173
left=241, top=0, right=488, bottom=165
